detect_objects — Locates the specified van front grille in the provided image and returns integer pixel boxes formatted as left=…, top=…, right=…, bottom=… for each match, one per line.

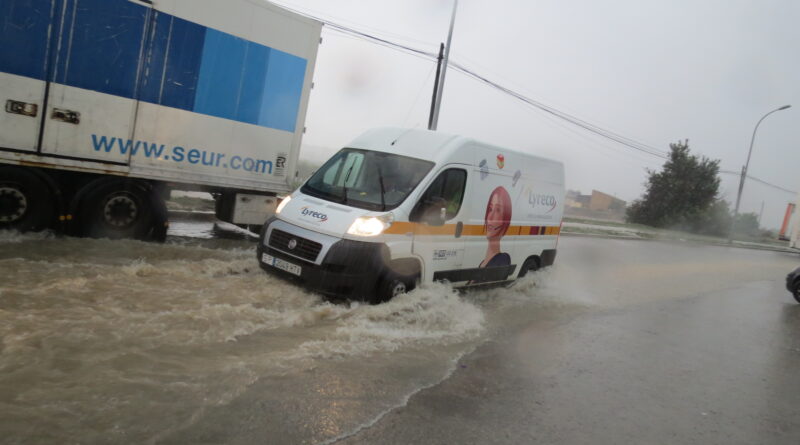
left=268, top=229, right=322, bottom=262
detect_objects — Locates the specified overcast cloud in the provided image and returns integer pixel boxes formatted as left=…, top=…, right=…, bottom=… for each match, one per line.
left=272, top=0, right=799, bottom=229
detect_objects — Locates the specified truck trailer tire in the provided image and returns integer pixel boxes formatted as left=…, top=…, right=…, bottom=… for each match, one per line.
left=0, top=166, right=55, bottom=232
left=78, top=179, right=161, bottom=241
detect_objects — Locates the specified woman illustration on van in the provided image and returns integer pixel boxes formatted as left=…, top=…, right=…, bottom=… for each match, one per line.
left=480, top=186, right=512, bottom=268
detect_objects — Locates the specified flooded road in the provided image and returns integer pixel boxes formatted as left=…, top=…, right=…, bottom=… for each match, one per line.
left=344, top=247, right=800, bottom=445
left=1, top=220, right=799, bottom=444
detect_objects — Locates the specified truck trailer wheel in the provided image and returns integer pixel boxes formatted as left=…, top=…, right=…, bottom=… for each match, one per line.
left=78, top=180, right=162, bottom=241
left=0, top=167, right=54, bottom=232
left=793, top=280, right=800, bottom=304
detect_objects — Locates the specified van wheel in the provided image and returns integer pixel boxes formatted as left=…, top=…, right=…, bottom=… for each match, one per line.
left=518, top=256, right=540, bottom=278
left=79, top=180, right=158, bottom=240
left=793, top=280, right=800, bottom=304
left=373, top=274, right=415, bottom=304
left=0, top=167, right=54, bottom=232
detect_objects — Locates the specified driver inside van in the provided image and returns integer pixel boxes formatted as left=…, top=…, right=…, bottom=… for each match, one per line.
left=381, top=170, right=406, bottom=204
left=379, top=158, right=425, bottom=206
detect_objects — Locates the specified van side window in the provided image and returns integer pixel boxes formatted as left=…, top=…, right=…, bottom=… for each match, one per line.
left=410, top=169, right=467, bottom=222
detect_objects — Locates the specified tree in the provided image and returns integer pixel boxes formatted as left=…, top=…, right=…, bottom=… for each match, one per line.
left=733, top=212, right=760, bottom=237
left=627, top=140, right=721, bottom=229
left=690, top=199, right=732, bottom=237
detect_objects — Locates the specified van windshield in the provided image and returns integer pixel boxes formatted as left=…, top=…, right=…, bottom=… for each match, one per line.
left=301, top=148, right=434, bottom=211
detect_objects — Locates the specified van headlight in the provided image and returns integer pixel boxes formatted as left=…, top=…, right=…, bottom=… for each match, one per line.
left=275, top=196, right=291, bottom=214
left=347, top=213, right=394, bottom=237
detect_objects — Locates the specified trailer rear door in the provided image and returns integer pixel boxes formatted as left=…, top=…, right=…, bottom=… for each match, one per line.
left=0, top=0, right=54, bottom=153
left=39, top=0, right=150, bottom=164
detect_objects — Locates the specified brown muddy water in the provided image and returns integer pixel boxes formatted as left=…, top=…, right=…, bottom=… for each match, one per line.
left=0, top=219, right=796, bottom=444
left=0, top=221, right=579, bottom=445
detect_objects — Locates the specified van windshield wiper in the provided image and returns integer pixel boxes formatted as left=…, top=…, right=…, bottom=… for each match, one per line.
left=376, top=164, right=387, bottom=211
left=342, top=163, right=355, bottom=204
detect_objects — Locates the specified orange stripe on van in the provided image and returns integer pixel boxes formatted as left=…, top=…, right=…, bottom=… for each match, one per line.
left=413, top=224, right=457, bottom=236
left=384, top=222, right=561, bottom=236
left=461, top=225, right=486, bottom=236
left=384, top=222, right=416, bottom=235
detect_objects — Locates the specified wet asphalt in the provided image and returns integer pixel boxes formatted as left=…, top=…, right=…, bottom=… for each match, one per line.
left=339, top=238, right=800, bottom=445
left=4, top=224, right=800, bottom=444
left=340, top=284, right=800, bottom=444
left=340, top=240, right=800, bottom=444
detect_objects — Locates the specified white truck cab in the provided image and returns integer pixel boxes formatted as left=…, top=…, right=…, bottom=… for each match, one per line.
left=257, top=128, right=565, bottom=302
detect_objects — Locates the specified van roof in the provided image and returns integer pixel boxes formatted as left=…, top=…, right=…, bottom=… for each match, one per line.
left=346, top=127, right=563, bottom=173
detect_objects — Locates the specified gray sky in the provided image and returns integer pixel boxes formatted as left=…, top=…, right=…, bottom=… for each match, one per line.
left=272, top=0, right=799, bottom=229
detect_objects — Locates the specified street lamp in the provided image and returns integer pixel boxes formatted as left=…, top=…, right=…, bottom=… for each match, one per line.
left=729, top=104, right=791, bottom=243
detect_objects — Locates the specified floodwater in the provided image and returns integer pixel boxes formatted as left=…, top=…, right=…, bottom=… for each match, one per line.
left=0, top=219, right=568, bottom=444
left=1, top=218, right=798, bottom=444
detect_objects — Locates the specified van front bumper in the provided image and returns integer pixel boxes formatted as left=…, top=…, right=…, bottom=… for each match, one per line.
left=257, top=218, right=390, bottom=299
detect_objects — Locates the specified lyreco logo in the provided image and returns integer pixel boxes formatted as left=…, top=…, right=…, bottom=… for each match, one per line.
left=300, top=206, right=328, bottom=222
left=528, top=192, right=558, bottom=213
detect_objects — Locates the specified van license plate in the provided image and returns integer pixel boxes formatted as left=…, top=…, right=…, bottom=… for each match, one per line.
left=261, top=253, right=301, bottom=276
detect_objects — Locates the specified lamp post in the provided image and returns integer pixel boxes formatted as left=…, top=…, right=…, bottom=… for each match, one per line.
left=729, top=104, right=791, bottom=243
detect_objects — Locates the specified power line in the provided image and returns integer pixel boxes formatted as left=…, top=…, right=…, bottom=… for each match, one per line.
left=271, top=3, right=439, bottom=59
left=273, top=5, right=796, bottom=195
left=327, top=25, right=669, bottom=158
left=402, top=62, right=437, bottom=128
left=447, top=60, right=669, bottom=159
left=719, top=170, right=797, bottom=195
left=323, top=22, right=438, bottom=59
left=271, top=1, right=439, bottom=48
left=304, top=15, right=670, bottom=159
left=320, top=29, right=436, bottom=64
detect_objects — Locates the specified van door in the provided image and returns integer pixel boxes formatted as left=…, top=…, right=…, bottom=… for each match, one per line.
left=410, top=167, right=468, bottom=284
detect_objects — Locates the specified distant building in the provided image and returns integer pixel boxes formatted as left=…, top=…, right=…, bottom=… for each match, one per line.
left=565, top=190, right=591, bottom=208
left=565, top=189, right=626, bottom=218
left=589, top=190, right=626, bottom=212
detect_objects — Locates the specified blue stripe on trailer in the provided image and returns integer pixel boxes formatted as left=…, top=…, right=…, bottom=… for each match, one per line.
left=51, top=0, right=149, bottom=99
left=259, top=49, right=306, bottom=132
left=193, top=28, right=248, bottom=122
left=192, top=28, right=307, bottom=132
left=0, top=0, right=307, bottom=133
left=236, top=42, right=271, bottom=126
left=138, top=12, right=206, bottom=112
left=0, top=0, right=55, bottom=81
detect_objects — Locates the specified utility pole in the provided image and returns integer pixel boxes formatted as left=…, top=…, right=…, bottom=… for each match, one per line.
left=429, top=0, right=458, bottom=131
left=428, top=43, right=445, bottom=130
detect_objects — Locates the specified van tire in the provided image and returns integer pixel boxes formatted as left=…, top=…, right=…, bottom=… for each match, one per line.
left=374, top=274, right=415, bottom=304
left=518, top=256, right=540, bottom=278
left=793, top=279, right=800, bottom=304
left=0, top=167, right=54, bottom=232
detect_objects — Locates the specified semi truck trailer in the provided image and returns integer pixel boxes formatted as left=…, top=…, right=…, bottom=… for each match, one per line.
left=0, top=0, right=321, bottom=240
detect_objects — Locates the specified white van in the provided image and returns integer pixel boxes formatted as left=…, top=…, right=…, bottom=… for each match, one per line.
left=257, top=128, right=565, bottom=302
